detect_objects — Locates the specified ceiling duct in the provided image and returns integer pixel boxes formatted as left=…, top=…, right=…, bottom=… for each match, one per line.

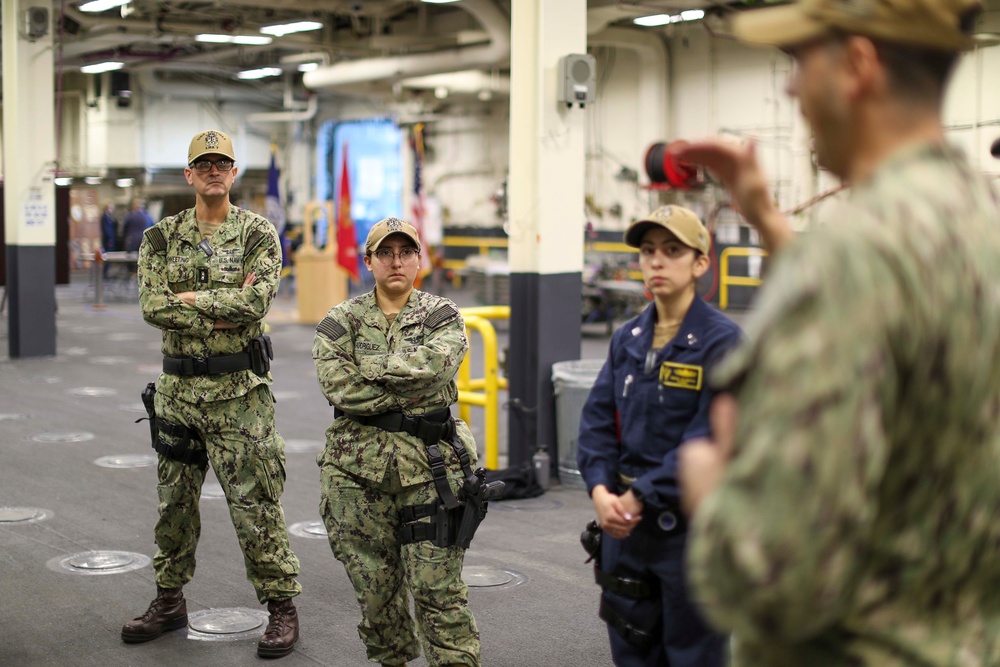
left=303, top=0, right=509, bottom=91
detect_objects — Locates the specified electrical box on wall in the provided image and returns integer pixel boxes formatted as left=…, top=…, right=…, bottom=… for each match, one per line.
left=21, top=6, right=50, bottom=40
left=557, top=53, right=596, bottom=109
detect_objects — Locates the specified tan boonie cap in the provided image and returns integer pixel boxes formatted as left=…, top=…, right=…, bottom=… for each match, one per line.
left=624, top=205, right=710, bottom=255
left=365, top=217, right=421, bottom=253
left=732, top=0, right=980, bottom=52
left=188, top=129, right=236, bottom=164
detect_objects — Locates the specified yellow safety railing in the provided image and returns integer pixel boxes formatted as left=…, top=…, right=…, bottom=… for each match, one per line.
left=457, top=306, right=510, bottom=470
left=719, top=247, right=767, bottom=310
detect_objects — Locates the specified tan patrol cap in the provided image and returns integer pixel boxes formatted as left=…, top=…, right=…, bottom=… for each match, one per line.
left=365, top=217, right=421, bottom=253
left=732, top=0, right=980, bottom=52
left=624, top=205, right=710, bottom=255
left=188, top=129, right=236, bottom=164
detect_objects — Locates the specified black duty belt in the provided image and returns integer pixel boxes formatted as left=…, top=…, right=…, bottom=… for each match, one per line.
left=163, top=351, right=253, bottom=376
left=335, top=408, right=455, bottom=447
left=336, top=407, right=471, bottom=510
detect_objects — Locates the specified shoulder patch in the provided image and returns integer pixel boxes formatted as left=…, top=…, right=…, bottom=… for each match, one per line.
left=425, top=303, right=459, bottom=330
left=143, top=227, right=167, bottom=253
left=317, top=316, right=348, bottom=341
left=246, top=229, right=267, bottom=254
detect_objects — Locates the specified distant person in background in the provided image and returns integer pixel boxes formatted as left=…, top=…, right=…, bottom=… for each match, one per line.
left=122, top=198, right=154, bottom=252
left=100, top=201, right=117, bottom=278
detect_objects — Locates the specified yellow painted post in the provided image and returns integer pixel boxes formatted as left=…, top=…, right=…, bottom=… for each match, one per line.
left=456, top=306, right=510, bottom=470
left=718, top=247, right=766, bottom=310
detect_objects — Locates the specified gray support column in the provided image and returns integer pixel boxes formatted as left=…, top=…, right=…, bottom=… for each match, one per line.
left=506, top=0, right=586, bottom=468
left=3, top=0, right=57, bottom=358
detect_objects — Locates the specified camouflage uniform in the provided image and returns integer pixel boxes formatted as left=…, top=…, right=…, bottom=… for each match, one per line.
left=687, top=144, right=1000, bottom=665
left=313, top=288, right=480, bottom=667
left=138, top=204, right=301, bottom=603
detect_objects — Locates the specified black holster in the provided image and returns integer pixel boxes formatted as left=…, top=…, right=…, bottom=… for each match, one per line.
left=136, top=382, right=207, bottom=466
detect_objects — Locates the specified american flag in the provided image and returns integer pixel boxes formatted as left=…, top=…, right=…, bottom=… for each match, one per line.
left=411, top=123, right=432, bottom=287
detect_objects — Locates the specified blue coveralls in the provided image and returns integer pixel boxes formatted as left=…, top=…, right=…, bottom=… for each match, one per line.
left=577, top=295, right=742, bottom=667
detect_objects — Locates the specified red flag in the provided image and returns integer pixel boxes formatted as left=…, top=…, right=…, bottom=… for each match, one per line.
left=411, top=124, right=432, bottom=288
left=336, top=144, right=360, bottom=282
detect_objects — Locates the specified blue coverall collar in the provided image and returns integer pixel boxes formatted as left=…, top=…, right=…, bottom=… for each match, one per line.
left=624, top=295, right=712, bottom=358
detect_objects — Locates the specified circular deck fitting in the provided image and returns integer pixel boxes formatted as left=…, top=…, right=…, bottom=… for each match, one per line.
left=201, top=483, right=226, bottom=500
left=284, top=439, right=323, bottom=454
left=492, top=497, right=565, bottom=512
left=89, top=356, right=132, bottom=365
left=271, top=391, right=302, bottom=401
left=0, top=413, right=30, bottom=422
left=462, top=565, right=525, bottom=589
left=48, top=550, right=150, bottom=576
left=94, top=454, right=157, bottom=469
left=30, top=431, right=95, bottom=443
left=187, top=608, right=270, bottom=641
left=0, top=507, right=51, bottom=523
left=120, top=402, right=148, bottom=414
left=69, top=386, right=118, bottom=398
left=19, top=376, right=62, bottom=385
left=69, top=552, right=134, bottom=570
left=289, top=520, right=328, bottom=539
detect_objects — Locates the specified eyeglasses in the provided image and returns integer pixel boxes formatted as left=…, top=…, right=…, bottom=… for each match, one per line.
left=372, top=247, right=419, bottom=264
left=190, top=158, right=235, bottom=173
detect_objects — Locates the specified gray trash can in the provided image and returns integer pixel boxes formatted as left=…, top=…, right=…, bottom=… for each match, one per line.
left=552, top=359, right=606, bottom=488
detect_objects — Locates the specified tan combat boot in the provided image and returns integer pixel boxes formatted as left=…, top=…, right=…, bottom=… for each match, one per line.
left=257, top=598, right=299, bottom=658
left=121, top=587, right=188, bottom=643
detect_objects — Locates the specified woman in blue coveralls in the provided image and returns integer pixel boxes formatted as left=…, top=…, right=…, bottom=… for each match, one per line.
left=577, top=205, right=742, bottom=667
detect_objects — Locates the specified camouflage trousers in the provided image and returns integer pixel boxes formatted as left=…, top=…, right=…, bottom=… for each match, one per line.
left=320, top=458, right=481, bottom=666
left=152, top=384, right=301, bottom=603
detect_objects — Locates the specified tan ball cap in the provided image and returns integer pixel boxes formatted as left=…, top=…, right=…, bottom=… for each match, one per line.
left=624, top=205, right=711, bottom=255
left=365, top=217, right=421, bottom=253
left=188, top=129, right=236, bottom=164
left=732, top=0, right=980, bottom=52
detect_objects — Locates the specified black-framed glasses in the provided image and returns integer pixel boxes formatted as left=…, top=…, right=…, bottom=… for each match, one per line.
left=190, top=158, right=235, bottom=173
left=372, top=247, right=419, bottom=264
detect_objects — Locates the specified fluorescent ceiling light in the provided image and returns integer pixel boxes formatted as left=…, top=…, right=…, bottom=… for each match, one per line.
left=236, top=67, right=282, bottom=80
left=634, top=9, right=704, bottom=26
left=422, top=0, right=461, bottom=3
left=80, top=61, right=124, bottom=74
left=260, top=21, right=323, bottom=37
left=84, top=176, right=103, bottom=185
left=54, top=178, right=73, bottom=186
left=196, top=34, right=272, bottom=45
left=298, top=62, right=319, bottom=72
left=116, top=178, right=136, bottom=188
left=79, top=0, right=130, bottom=12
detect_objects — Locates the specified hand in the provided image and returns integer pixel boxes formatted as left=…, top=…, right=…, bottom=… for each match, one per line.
left=671, top=139, right=793, bottom=253
left=213, top=319, right=237, bottom=330
left=176, top=291, right=196, bottom=306
left=243, top=272, right=257, bottom=288
left=591, top=485, right=642, bottom=539
left=679, top=393, right=739, bottom=516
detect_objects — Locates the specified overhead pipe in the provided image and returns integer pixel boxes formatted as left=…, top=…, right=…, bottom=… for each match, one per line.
left=247, top=94, right=318, bottom=123
left=588, top=27, right=669, bottom=151
left=303, top=0, right=509, bottom=90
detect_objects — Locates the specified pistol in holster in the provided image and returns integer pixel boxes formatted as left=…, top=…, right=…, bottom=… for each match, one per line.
left=454, top=468, right=505, bottom=549
left=136, top=382, right=207, bottom=466
left=581, top=519, right=602, bottom=565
